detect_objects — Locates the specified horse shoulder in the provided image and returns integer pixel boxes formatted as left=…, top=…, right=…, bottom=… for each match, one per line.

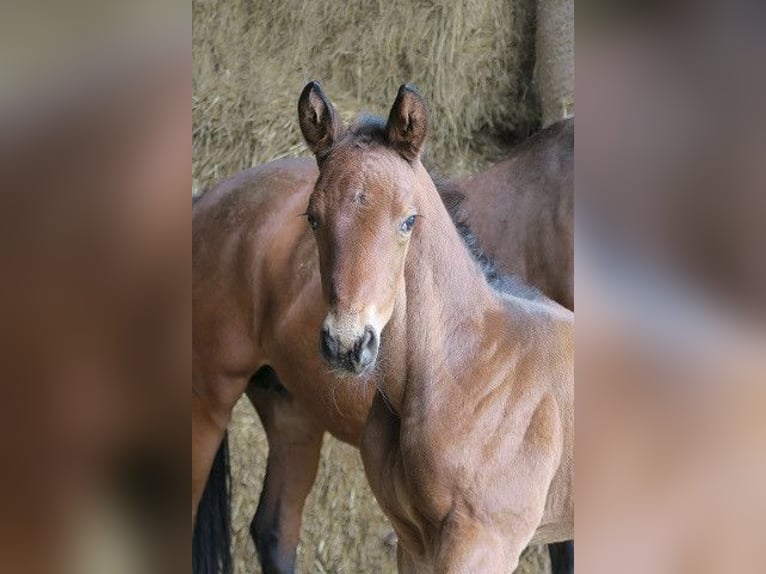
left=193, top=158, right=319, bottom=377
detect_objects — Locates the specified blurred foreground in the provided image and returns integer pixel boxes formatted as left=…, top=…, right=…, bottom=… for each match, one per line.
left=576, top=1, right=766, bottom=572
left=0, top=6, right=189, bottom=573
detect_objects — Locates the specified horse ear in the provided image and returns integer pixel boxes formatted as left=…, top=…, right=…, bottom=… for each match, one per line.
left=298, top=81, right=343, bottom=162
left=386, top=84, right=428, bottom=162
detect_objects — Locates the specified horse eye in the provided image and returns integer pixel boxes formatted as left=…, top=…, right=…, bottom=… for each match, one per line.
left=400, top=215, right=418, bottom=233
left=306, top=213, right=319, bottom=230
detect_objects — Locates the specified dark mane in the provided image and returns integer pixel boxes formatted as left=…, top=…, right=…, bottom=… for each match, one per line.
left=345, top=114, right=545, bottom=301
left=432, top=177, right=545, bottom=301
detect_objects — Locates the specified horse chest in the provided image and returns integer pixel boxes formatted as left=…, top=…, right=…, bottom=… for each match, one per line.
left=375, top=444, right=455, bottom=561
left=387, top=427, right=470, bottom=530
left=362, top=420, right=451, bottom=553
left=402, top=448, right=454, bottom=516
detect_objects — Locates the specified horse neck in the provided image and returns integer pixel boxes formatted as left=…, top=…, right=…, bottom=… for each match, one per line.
left=378, top=166, right=508, bottom=412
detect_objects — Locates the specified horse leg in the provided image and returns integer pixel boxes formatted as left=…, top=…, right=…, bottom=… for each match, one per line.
left=192, top=375, right=247, bottom=524
left=397, top=546, right=414, bottom=573
left=548, top=540, right=574, bottom=574
left=192, top=373, right=249, bottom=574
left=397, top=544, right=432, bottom=574
left=246, top=367, right=324, bottom=574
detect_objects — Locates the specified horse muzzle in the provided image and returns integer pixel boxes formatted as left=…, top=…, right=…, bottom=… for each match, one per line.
left=320, top=324, right=379, bottom=375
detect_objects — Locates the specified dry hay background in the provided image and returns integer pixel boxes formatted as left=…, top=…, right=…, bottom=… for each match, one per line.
left=194, top=0, right=570, bottom=571
left=192, top=0, right=542, bottom=194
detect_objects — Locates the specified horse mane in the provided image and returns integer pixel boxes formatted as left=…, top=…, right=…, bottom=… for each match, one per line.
left=431, top=176, right=544, bottom=301
left=343, top=114, right=543, bottom=301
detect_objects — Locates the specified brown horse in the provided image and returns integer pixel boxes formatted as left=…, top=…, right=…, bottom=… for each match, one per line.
left=192, top=86, right=573, bottom=573
left=459, top=118, right=573, bottom=310
left=300, top=82, right=573, bottom=572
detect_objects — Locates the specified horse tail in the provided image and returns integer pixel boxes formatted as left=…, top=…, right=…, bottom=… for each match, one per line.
left=193, top=432, right=232, bottom=574
left=548, top=540, right=574, bottom=574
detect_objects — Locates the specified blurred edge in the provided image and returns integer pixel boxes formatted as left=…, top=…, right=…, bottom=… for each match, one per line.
left=0, top=2, right=189, bottom=574
left=577, top=1, right=766, bottom=573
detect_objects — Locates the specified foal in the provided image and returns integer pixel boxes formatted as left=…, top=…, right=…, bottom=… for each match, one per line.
left=298, top=82, right=574, bottom=572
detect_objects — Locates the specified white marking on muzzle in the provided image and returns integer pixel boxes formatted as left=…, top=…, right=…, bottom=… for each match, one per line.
left=323, top=306, right=380, bottom=348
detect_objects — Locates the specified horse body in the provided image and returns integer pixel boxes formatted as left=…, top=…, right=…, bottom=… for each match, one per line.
left=361, top=232, right=574, bottom=571
left=352, top=136, right=573, bottom=573
left=295, top=82, right=573, bottom=573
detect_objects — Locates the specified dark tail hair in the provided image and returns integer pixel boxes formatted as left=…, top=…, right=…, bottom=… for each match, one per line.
left=548, top=540, right=574, bottom=574
left=193, top=432, right=232, bottom=574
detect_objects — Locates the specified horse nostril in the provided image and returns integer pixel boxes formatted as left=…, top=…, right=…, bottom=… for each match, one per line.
left=356, top=326, right=378, bottom=369
left=366, top=327, right=377, bottom=349
left=320, top=328, right=338, bottom=359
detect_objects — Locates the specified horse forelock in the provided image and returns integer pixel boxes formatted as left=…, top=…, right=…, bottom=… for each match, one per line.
left=344, top=114, right=388, bottom=148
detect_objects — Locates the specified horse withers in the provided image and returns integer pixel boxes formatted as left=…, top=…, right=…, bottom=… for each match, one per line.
left=298, top=82, right=574, bottom=572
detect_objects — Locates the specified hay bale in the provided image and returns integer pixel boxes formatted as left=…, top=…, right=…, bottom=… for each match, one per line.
left=192, top=0, right=539, bottom=190
left=535, top=0, right=574, bottom=125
